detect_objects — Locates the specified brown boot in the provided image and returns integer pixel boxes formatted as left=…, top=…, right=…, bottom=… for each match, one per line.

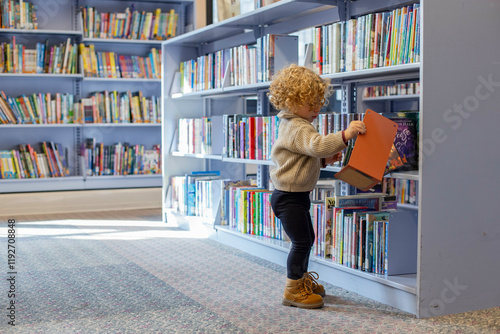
left=304, top=271, right=326, bottom=297
left=282, top=277, right=324, bottom=309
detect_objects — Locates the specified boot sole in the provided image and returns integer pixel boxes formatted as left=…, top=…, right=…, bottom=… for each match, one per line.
left=282, top=298, right=324, bottom=309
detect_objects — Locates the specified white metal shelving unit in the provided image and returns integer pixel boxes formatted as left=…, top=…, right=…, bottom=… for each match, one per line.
left=161, top=0, right=500, bottom=318
left=0, top=0, right=194, bottom=193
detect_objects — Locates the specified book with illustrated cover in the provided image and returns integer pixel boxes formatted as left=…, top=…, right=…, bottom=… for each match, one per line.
left=384, top=143, right=406, bottom=174
left=387, top=111, right=418, bottom=170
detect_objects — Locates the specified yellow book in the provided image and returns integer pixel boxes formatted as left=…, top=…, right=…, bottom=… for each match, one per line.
left=5, top=152, right=16, bottom=178
left=153, top=8, right=161, bottom=39
left=11, top=150, right=21, bottom=178
left=6, top=43, right=11, bottom=73
left=0, top=155, right=6, bottom=179
left=135, top=95, right=143, bottom=123
left=78, top=43, right=88, bottom=76
left=141, top=96, right=149, bottom=123
left=151, top=48, right=159, bottom=79
left=46, top=93, right=52, bottom=123
left=109, top=52, right=117, bottom=78
left=143, top=12, right=153, bottom=40
left=89, top=44, right=98, bottom=77
left=167, top=9, right=175, bottom=37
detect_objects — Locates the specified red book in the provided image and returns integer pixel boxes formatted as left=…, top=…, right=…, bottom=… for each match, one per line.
left=248, top=116, right=255, bottom=160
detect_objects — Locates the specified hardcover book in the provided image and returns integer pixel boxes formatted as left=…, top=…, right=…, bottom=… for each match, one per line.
left=388, top=112, right=419, bottom=170
left=335, top=109, right=398, bottom=191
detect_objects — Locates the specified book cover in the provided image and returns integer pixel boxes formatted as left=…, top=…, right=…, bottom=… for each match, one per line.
left=388, top=112, right=418, bottom=170
left=327, top=193, right=384, bottom=211
left=335, top=109, right=398, bottom=191
left=384, top=143, right=406, bottom=174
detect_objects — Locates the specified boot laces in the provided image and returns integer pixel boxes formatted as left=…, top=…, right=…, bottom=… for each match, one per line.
left=300, top=277, right=314, bottom=295
left=304, top=271, right=320, bottom=289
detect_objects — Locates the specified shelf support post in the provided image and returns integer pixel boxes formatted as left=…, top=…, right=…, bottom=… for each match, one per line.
left=256, top=89, right=269, bottom=188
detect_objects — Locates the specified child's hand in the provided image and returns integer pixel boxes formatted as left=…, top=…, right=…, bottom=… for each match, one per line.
left=345, top=121, right=367, bottom=141
left=325, top=152, right=342, bottom=165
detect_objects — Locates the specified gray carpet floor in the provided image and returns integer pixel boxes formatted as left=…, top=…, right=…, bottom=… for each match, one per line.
left=0, top=209, right=498, bottom=333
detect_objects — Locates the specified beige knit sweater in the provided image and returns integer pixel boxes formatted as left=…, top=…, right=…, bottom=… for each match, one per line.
left=270, top=110, right=347, bottom=192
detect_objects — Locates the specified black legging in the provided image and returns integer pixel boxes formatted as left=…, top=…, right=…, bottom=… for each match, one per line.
left=271, top=189, right=314, bottom=280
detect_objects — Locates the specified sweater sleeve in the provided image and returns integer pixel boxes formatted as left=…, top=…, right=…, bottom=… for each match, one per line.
left=292, top=122, right=347, bottom=158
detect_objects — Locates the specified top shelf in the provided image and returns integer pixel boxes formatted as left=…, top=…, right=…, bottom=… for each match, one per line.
left=162, top=0, right=341, bottom=47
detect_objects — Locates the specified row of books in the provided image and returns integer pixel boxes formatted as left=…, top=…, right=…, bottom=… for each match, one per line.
left=175, top=111, right=385, bottom=164
left=382, top=178, right=418, bottom=206
left=310, top=194, right=415, bottom=276
left=80, top=44, right=161, bottom=79
left=0, top=142, right=69, bottom=179
left=81, top=138, right=160, bottom=176
left=311, top=179, right=339, bottom=201
left=81, top=91, right=161, bottom=124
left=314, top=112, right=364, bottom=138
left=313, top=194, right=385, bottom=260
left=221, top=181, right=283, bottom=240
left=170, top=174, right=285, bottom=240
left=317, top=203, right=390, bottom=274
left=223, top=112, right=363, bottom=161
left=177, top=117, right=214, bottom=155
left=176, top=114, right=279, bottom=160
left=0, top=91, right=75, bottom=125
left=363, top=83, right=420, bottom=98
left=170, top=171, right=221, bottom=217
left=223, top=114, right=279, bottom=160
left=310, top=3, right=420, bottom=75
left=80, top=6, right=178, bottom=40
left=177, top=2, right=419, bottom=92
left=0, top=37, right=78, bottom=74
left=1, top=0, right=38, bottom=29
left=170, top=172, right=225, bottom=218
left=178, top=34, right=295, bottom=93
left=174, top=110, right=418, bottom=175
left=0, top=90, right=160, bottom=124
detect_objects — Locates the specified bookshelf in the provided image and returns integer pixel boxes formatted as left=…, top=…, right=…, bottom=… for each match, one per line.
left=161, top=0, right=500, bottom=318
left=0, top=0, right=194, bottom=193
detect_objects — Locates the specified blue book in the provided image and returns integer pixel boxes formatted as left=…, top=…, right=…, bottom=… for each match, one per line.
left=185, top=171, right=220, bottom=216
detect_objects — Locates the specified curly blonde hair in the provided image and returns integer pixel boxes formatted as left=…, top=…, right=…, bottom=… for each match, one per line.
left=268, top=64, right=332, bottom=113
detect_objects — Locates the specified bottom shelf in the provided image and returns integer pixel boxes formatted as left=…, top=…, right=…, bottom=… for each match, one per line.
left=214, top=224, right=417, bottom=315
left=0, top=176, right=85, bottom=193
left=84, top=174, right=162, bottom=189
left=0, top=174, right=162, bottom=193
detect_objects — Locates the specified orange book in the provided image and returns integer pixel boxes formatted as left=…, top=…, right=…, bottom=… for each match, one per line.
left=41, top=142, right=56, bottom=177
left=335, top=109, right=398, bottom=191
left=56, top=93, right=61, bottom=123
